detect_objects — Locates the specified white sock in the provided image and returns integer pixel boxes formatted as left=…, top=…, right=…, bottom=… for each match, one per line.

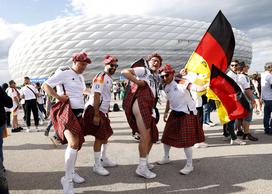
left=139, top=157, right=147, bottom=166
left=101, top=144, right=107, bottom=159
left=94, top=152, right=101, bottom=165
left=163, top=144, right=171, bottom=158
left=65, top=146, right=77, bottom=181
left=184, top=147, right=193, bottom=167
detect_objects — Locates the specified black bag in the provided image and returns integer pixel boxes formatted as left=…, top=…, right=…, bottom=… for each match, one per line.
left=113, top=103, right=120, bottom=112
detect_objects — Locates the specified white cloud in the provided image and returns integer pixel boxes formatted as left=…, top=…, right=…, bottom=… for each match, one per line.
left=0, top=18, right=29, bottom=83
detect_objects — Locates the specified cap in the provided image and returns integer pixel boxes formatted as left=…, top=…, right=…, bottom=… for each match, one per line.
left=160, top=64, right=175, bottom=75
left=72, top=52, right=92, bottom=64
left=103, top=55, right=118, bottom=64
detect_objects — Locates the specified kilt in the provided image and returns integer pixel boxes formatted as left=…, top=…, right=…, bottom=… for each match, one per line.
left=82, top=105, right=113, bottom=140
left=161, top=111, right=205, bottom=148
left=50, top=100, right=85, bottom=149
left=123, top=83, right=158, bottom=143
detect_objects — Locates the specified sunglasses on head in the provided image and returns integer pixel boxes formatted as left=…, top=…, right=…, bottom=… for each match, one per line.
left=160, top=73, right=170, bottom=78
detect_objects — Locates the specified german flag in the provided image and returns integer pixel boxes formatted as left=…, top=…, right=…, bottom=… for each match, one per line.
left=209, top=65, right=250, bottom=123
left=185, top=10, right=249, bottom=123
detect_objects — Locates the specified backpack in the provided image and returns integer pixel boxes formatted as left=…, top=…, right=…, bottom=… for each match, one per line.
left=113, top=103, right=120, bottom=112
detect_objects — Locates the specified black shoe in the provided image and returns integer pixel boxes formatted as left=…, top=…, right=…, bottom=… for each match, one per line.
left=44, top=130, right=49, bottom=136
left=11, top=128, right=21, bottom=133
left=18, top=127, right=24, bottom=131
left=243, top=133, right=258, bottom=141
left=237, top=130, right=244, bottom=136
left=264, top=129, right=272, bottom=135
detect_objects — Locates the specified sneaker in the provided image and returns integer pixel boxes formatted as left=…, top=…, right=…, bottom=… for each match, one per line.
left=136, top=165, right=156, bottom=179
left=203, top=123, right=210, bottom=127
left=243, top=133, right=258, bottom=141
left=72, top=172, right=85, bottom=184
left=11, top=128, right=21, bottom=133
left=132, top=133, right=140, bottom=141
left=230, top=139, right=246, bottom=145
left=61, top=176, right=74, bottom=194
left=157, top=157, right=171, bottom=165
left=180, top=165, right=194, bottom=175
left=93, top=164, right=110, bottom=176
left=222, top=136, right=231, bottom=141
left=236, top=130, right=244, bottom=136
left=194, top=142, right=208, bottom=148
left=44, top=130, right=49, bottom=136
left=40, top=120, right=44, bottom=125
left=101, top=157, right=117, bottom=167
left=26, top=127, right=31, bottom=133
left=208, top=122, right=215, bottom=127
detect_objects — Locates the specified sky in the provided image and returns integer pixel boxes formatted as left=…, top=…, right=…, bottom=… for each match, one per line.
left=1, top=0, right=272, bottom=83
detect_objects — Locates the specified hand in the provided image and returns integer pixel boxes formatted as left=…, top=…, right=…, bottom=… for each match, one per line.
left=136, top=80, right=146, bottom=87
left=251, top=100, right=256, bottom=108
left=93, top=115, right=100, bottom=126
left=163, top=112, right=168, bottom=122
left=58, top=95, right=69, bottom=103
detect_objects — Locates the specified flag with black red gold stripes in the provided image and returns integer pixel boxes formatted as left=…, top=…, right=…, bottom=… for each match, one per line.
left=185, top=10, right=250, bottom=124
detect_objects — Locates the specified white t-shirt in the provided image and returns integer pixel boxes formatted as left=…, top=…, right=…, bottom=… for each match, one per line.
left=6, top=87, right=19, bottom=110
left=227, top=69, right=238, bottom=82
left=36, top=88, right=45, bottom=104
left=133, top=67, right=159, bottom=97
left=45, top=67, right=86, bottom=109
left=86, top=72, right=113, bottom=114
left=237, top=73, right=250, bottom=93
left=20, top=84, right=38, bottom=100
left=261, top=71, right=272, bottom=100
left=164, top=80, right=197, bottom=115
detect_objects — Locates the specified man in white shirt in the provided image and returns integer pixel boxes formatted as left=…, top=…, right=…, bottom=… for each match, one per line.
left=261, top=63, right=272, bottom=134
left=83, top=55, right=118, bottom=176
left=43, top=52, right=91, bottom=194
left=20, top=77, right=40, bottom=132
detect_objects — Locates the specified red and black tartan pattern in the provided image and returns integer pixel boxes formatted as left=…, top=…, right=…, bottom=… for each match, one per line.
left=123, top=83, right=158, bottom=142
left=161, top=112, right=205, bottom=148
left=82, top=105, right=113, bottom=140
left=50, top=101, right=85, bottom=149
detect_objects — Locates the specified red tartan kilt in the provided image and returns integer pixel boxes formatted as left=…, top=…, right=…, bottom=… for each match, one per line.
left=161, top=112, right=205, bottom=148
left=82, top=105, right=113, bottom=140
left=50, top=101, right=85, bottom=149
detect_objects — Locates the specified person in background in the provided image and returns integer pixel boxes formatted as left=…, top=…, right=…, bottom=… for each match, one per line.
left=0, top=85, right=12, bottom=194
left=6, top=80, right=23, bottom=133
left=237, top=62, right=258, bottom=141
left=157, top=64, right=205, bottom=175
left=261, top=63, right=272, bottom=135
left=251, top=74, right=262, bottom=115
left=20, top=77, right=40, bottom=132
left=1, top=83, right=11, bottom=128
left=35, top=82, right=47, bottom=119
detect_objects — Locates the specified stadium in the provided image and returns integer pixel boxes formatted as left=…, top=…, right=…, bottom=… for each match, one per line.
left=8, top=15, right=252, bottom=83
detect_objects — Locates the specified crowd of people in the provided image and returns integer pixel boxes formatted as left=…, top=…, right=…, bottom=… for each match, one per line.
left=0, top=51, right=271, bottom=194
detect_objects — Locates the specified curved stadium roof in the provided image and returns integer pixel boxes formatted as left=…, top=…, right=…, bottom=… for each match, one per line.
left=8, top=15, right=252, bottom=83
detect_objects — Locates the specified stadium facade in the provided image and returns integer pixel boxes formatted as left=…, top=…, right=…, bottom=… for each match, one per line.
left=8, top=15, right=252, bottom=83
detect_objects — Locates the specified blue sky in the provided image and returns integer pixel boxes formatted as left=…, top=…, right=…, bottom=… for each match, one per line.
left=1, top=0, right=272, bottom=83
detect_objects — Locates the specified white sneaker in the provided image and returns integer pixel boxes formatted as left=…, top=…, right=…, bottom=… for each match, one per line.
left=208, top=122, right=215, bottom=127
left=93, top=164, right=110, bottom=176
left=136, top=165, right=156, bottom=179
left=26, top=127, right=31, bottom=133
left=180, top=165, right=194, bottom=175
left=40, top=120, right=44, bottom=125
left=230, top=139, right=246, bottom=145
left=157, top=157, right=171, bottom=165
left=73, top=172, right=85, bottom=184
left=101, top=157, right=117, bottom=167
left=61, top=176, right=74, bottom=194
left=194, top=142, right=208, bottom=148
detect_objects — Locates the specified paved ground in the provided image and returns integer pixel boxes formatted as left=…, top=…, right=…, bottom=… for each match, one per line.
left=3, top=99, right=272, bottom=194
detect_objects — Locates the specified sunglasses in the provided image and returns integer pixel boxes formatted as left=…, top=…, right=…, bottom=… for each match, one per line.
left=160, top=74, right=170, bottom=78
left=231, top=64, right=237, bottom=67
left=109, top=64, right=118, bottom=68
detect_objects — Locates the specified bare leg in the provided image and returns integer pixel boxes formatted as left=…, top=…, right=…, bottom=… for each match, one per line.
left=132, top=100, right=152, bottom=158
